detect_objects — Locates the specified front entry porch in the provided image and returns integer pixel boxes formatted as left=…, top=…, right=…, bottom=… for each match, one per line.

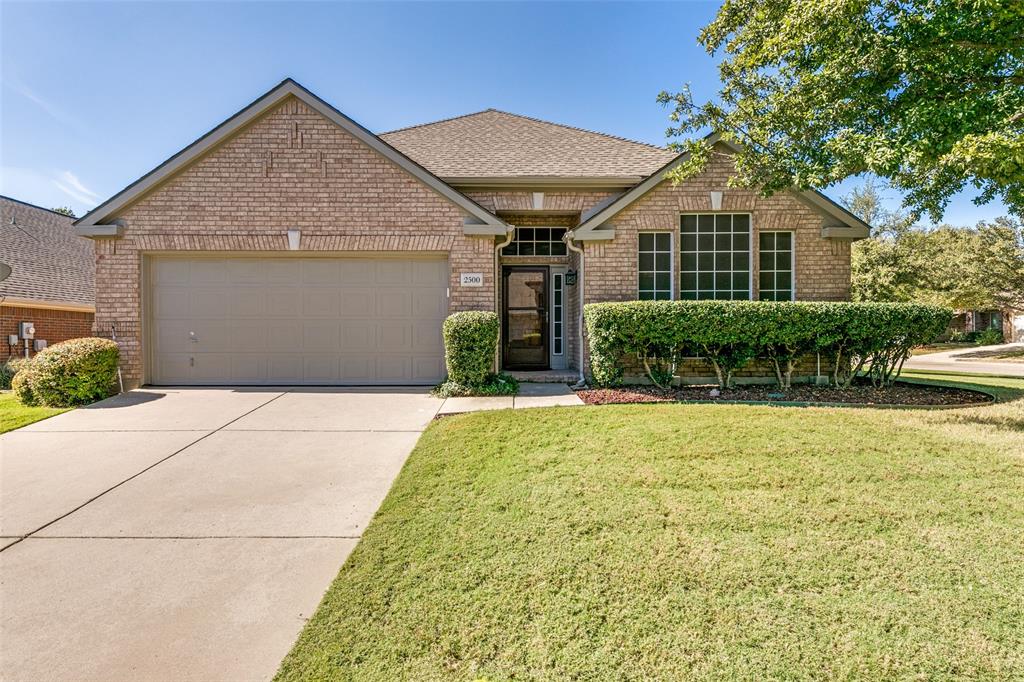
left=501, top=265, right=568, bottom=372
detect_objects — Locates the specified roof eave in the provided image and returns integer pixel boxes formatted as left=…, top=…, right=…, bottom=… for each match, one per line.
left=573, top=133, right=873, bottom=240
left=444, top=176, right=646, bottom=190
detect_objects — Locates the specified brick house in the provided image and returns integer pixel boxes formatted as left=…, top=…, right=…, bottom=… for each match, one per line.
left=1, top=196, right=95, bottom=362
left=74, top=79, right=868, bottom=388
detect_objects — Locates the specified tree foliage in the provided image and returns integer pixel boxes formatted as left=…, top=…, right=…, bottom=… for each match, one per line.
left=51, top=206, right=76, bottom=217
left=846, top=183, right=1024, bottom=311
left=659, top=0, right=1024, bottom=221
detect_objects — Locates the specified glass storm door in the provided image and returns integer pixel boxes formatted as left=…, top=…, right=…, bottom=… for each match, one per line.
left=503, top=267, right=549, bottom=369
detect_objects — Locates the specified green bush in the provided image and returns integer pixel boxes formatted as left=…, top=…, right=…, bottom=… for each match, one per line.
left=0, top=357, right=30, bottom=390
left=11, top=366, right=37, bottom=405
left=15, top=337, right=120, bottom=407
left=584, top=301, right=951, bottom=389
left=976, top=328, right=1004, bottom=345
left=442, top=311, right=500, bottom=386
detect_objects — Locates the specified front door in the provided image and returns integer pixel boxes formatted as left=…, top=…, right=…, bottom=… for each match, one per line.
left=503, top=267, right=548, bottom=369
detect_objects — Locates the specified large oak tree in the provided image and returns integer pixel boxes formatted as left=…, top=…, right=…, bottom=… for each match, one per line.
left=660, top=0, right=1024, bottom=220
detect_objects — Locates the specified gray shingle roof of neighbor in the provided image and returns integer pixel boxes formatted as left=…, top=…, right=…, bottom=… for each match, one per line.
left=0, top=195, right=95, bottom=308
left=379, top=109, right=678, bottom=180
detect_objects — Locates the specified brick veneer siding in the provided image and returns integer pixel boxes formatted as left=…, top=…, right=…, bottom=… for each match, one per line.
left=92, top=95, right=495, bottom=387
left=581, top=150, right=853, bottom=383
left=1, top=305, right=94, bottom=362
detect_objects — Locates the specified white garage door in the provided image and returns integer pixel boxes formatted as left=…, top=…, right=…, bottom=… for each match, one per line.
left=149, top=256, right=448, bottom=385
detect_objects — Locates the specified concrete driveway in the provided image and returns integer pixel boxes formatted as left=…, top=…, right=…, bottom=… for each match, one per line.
left=0, top=387, right=444, bottom=682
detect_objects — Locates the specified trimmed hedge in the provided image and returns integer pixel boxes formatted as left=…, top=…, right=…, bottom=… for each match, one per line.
left=0, top=357, right=30, bottom=390
left=584, top=301, right=952, bottom=389
left=442, top=311, right=500, bottom=386
left=13, top=337, right=120, bottom=407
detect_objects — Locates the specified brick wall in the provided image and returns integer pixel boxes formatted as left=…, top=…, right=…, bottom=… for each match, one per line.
left=1, top=305, right=94, bottom=362
left=94, top=95, right=495, bottom=387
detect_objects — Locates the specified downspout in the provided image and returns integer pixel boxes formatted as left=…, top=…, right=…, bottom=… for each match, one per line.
left=564, top=231, right=587, bottom=388
left=494, top=225, right=515, bottom=373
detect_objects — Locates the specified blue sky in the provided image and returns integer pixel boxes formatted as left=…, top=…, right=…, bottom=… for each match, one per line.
left=0, top=0, right=1008, bottom=225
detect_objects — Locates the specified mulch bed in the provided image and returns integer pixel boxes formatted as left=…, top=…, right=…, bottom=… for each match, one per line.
left=576, top=380, right=992, bottom=407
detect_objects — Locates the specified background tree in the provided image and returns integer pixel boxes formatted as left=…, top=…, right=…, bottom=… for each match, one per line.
left=660, top=0, right=1024, bottom=221
left=844, top=184, right=1024, bottom=311
left=51, top=206, right=76, bottom=217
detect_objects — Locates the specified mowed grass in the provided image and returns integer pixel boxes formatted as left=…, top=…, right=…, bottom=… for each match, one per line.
left=0, top=392, right=66, bottom=433
left=278, top=377, right=1024, bottom=681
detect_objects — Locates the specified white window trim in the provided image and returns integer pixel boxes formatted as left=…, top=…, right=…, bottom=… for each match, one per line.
left=551, top=270, right=565, bottom=356
left=678, top=212, right=754, bottom=300
left=503, top=225, right=569, bottom=257
left=637, top=231, right=675, bottom=300
left=757, top=229, right=796, bottom=301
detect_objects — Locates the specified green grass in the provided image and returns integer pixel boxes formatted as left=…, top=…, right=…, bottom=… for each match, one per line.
left=278, top=376, right=1024, bottom=681
left=0, top=391, right=67, bottom=433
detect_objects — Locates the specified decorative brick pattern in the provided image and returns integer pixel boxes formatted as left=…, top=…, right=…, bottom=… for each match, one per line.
left=1, top=305, right=95, bottom=362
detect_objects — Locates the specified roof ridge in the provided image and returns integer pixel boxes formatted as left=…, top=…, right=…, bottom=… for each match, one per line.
left=381, top=108, right=672, bottom=153
left=485, top=108, right=671, bottom=153
left=0, top=194, right=77, bottom=219
left=379, top=108, right=500, bottom=136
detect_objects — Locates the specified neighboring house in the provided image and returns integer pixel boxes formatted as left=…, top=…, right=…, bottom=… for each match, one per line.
left=74, top=79, right=868, bottom=388
left=1, top=196, right=95, bottom=362
left=948, top=309, right=1024, bottom=343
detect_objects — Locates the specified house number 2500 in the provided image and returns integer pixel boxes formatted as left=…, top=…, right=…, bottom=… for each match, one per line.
left=460, top=273, right=484, bottom=286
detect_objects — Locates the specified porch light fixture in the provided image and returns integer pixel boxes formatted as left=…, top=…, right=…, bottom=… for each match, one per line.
left=565, top=269, right=578, bottom=286
left=286, top=229, right=301, bottom=251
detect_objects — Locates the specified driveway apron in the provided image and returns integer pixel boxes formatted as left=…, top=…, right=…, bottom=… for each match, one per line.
left=0, top=387, right=442, bottom=682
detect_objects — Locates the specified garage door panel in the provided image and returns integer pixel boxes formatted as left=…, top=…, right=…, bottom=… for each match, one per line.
left=377, top=356, right=412, bottom=381
left=303, top=321, right=340, bottom=352
left=303, top=355, right=339, bottom=382
left=340, top=260, right=376, bottom=284
left=302, top=260, right=340, bottom=285
left=267, top=356, right=301, bottom=382
left=266, top=292, right=302, bottom=317
left=230, top=355, right=266, bottom=382
left=154, top=289, right=190, bottom=319
left=190, top=260, right=229, bottom=284
left=302, top=290, right=341, bottom=317
left=267, top=323, right=300, bottom=353
left=377, top=260, right=412, bottom=285
left=413, top=356, right=444, bottom=381
left=150, top=256, right=448, bottom=385
left=229, top=290, right=265, bottom=317
left=189, top=289, right=229, bottom=319
left=378, top=291, right=412, bottom=318
left=192, top=354, right=233, bottom=382
left=341, top=290, right=375, bottom=316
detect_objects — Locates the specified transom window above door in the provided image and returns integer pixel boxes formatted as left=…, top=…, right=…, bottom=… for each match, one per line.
left=680, top=213, right=751, bottom=300
left=505, top=227, right=568, bottom=256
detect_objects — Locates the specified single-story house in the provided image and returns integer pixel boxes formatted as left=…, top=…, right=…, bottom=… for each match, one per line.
left=1, top=195, right=95, bottom=362
left=74, top=79, right=869, bottom=388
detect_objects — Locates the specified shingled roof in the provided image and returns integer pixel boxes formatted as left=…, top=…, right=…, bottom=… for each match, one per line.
left=0, top=195, right=94, bottom=308
left=380, top=109, right=677, bottom=181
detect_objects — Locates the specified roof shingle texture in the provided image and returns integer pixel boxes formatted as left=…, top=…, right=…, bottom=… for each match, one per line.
left=380, top=109, right=677, bottom=179
left=0, top=196, right=95, bottom=307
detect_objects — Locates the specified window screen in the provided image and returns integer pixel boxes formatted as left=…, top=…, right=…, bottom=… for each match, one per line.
left=679, top=214, right=751, bottom=300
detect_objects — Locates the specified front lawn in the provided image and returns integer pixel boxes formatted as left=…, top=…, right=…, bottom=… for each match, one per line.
left=0, top=392, right=67, bottom=433
left=278, top=377, right=1024, bottom=680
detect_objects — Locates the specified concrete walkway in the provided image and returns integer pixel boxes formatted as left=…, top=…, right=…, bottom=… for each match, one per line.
left=0, top=387, right=444, bottom=682
left=437, top=381, right=583, bottom=415
left=903, top=342, right=1024, bottom=378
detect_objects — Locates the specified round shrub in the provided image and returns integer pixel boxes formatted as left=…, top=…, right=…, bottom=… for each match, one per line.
left=19, top=337, right=120, bottom=407
left=11, top=366, right=37, bottom=406
left=442, top=311, right=499, bottom=386
left=0, top=357, right=31, bottom=390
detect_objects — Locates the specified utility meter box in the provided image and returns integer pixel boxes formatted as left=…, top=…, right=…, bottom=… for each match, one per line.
left=19, top=322, right=35, bottom=339
left=34, top=339, right=48, bottom=352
